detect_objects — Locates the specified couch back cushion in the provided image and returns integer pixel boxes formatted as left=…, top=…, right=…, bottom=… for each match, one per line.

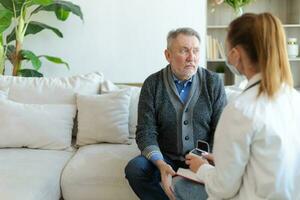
left=0, top=98, right=76, bottom=149
left=0, top=72, right=104, bottom=104
left=0, top=89, right=7, bottom=100
left=76, top=89, right=131, bottom=145
left=101, top=80, right=141, bottom=139
left=0, top=72, right=104, bottom=137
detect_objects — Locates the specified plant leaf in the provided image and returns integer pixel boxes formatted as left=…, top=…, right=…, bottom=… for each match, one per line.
left=6, top=21, right=63, bottom=43
left=32, top=0, right=83, bottom=21
left=0, top=4, right=13, bottom=34
left=32, top=0, right=53, bottom=6
left=21, top=50, right=42, bottom=70
left=40, top=55, right=69, bottom=69
left=55, top=6, right=69, bottom=21
left=18, top=68, right=43, bottom=77
left=5, top=44, right=15, bottom=62
left=26, top=21, right=63, bottom=37
left=0, top=0, right=26, bottom=16
left=0, top=0, right=54, bottom=15
left=6, top=29, right=15, bottom=44
left=0, top=42, right=4, bottom=74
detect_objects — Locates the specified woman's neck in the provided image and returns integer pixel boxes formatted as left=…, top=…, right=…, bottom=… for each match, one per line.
left=243, top=61, right=260, bottom=80
left=245, top=70, right=258, bottom=80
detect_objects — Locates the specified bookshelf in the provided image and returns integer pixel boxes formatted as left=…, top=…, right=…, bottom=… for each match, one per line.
left=206, top=0, right=300, bottom=87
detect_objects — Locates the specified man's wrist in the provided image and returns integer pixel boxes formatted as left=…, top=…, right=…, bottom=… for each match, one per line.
left=155, top=159, right=167, bottom=169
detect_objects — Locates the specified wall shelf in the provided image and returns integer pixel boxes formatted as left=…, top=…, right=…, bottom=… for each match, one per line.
left=283, top=24, right=300, bottom=28
left=207, top=25, right=227, bottom=29
left=207, top=24, right=300, bottom=29
left=289, top=57, right=300, bottom=61
left=207, top=59, right=225, bottom=62
left=208, top=58, right=300, bottom=62
left=206, top=0, right=300, bottom=86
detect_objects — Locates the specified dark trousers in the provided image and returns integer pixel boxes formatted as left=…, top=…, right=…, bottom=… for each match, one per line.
left=125, top=155, right=187, bottom=200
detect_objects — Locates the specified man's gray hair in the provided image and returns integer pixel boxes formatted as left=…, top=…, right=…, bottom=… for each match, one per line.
left=167, top=27, right=201, bottom=49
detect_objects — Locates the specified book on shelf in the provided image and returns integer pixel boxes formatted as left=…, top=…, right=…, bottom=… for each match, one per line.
left=217, top=41, right=225, bottom=59
left=206, top=35, right=211, bottom=60
left=176, top=168, right=204, bottom=184
left=206, top=35, right=225, bottom=60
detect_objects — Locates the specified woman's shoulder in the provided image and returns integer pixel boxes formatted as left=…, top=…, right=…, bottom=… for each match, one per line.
left=227, top=86, right=262, bottom=118
left=228, top=84, right=299, bottom=123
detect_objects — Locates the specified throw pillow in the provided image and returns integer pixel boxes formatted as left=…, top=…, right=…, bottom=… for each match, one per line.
left=1, top=72, right=104, bottom=137
left=0, top=99, right=76, bottom=150
left=76, top=89, right=131, bottom=145
left=0, top=72, right=104, bottom=104
left=101, top=80, right=141, bottom=138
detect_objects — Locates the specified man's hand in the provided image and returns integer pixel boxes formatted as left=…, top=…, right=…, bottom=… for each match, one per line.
left=155, top=160, right=176, bottom=200
left=185, top=154, right=208, bottom=173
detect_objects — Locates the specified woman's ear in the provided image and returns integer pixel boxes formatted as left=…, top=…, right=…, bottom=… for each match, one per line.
left=230, top=46, right=242, bottom=67
left=231, top=47, right=241, bottom=61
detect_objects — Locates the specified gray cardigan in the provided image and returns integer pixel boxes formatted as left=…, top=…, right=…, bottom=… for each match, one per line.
left=136, top=65, right=227, bottom=161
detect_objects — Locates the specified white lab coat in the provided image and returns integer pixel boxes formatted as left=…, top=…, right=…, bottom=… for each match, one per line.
left=197, top=73, right=300, bottom=200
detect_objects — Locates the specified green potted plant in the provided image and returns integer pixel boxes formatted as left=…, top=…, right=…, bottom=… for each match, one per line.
left=213, top=0, right=255, bottom=16
left=0, top=0, right=83, bottom=77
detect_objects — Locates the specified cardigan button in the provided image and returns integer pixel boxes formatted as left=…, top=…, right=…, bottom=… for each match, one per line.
left=185, top=136, right=189, bottom=140
left=183, top=120, right=188, bottom=125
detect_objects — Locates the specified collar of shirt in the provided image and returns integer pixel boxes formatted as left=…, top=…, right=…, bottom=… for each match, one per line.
left=245, top=73, right=262, bottom=89
left=172, top=74, right=193, bottom=87
left=172, top=73, right=193, bottom=104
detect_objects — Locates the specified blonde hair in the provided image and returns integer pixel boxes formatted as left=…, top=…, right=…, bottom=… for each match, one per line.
left=228, top=12, right=293, bottom=98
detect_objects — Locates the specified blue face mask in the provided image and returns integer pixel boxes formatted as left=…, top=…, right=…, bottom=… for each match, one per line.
left=225, top=49, right=242, bottom=76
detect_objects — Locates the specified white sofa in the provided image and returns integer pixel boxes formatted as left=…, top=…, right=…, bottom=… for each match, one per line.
left=0, top=72, right=139, bottom=200
left=0, top=72, right=241, bottom=200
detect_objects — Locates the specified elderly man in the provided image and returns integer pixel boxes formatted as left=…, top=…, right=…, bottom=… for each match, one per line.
left=125, top=27, right=226, bottom=200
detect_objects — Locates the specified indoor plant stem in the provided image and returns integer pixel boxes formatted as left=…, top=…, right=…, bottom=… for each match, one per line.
left=12, top=40, right=22, bottom=76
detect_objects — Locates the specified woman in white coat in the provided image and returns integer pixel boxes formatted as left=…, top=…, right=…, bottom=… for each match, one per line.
left=172, top=12, right=300, bottom=200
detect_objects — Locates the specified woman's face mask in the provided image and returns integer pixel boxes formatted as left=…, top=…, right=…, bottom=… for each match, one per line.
left=225, top=48, right=242, bottom=76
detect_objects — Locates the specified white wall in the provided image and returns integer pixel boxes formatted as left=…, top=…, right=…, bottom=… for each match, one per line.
left=22, top=0, right=206, bottom=82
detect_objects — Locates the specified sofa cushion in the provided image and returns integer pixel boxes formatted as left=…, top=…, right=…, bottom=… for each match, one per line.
left=0, top=89, right=7, bottom=100
left=0, top=72, right=103, bottom=104
left=0, top=72, right=104, bottom=137
left=127, top=87, right=140, bottom=139
left=0, top=98, right=76, bottom=150
left=76, top=89, right=131, bottom=146
left=101, top=80, right=141, bottom=139
left=61, top=143, right=139, bottom=200
left=0, top=148, right=74, bottom=200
